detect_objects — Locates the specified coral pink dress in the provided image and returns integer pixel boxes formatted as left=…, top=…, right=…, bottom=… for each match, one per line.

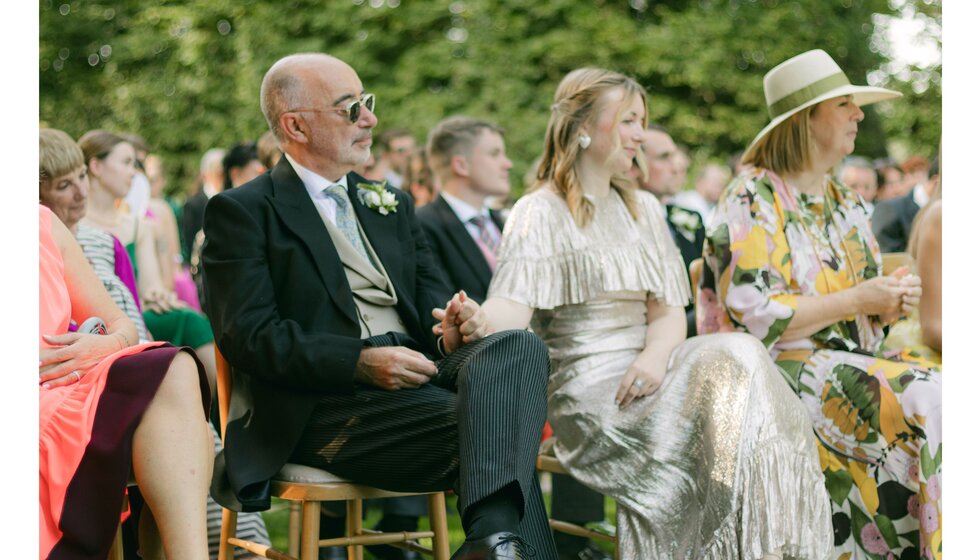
left=39, top=205, right=208, bottom=559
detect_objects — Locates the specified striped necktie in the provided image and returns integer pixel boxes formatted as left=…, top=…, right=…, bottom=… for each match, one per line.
left=469, top=215, right=498, bottom=270
left=323, top=184, right=370, bottom=261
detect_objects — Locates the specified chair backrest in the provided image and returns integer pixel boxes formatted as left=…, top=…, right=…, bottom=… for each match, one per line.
left=214, top=347, right=233, bottom=442
left=881, top=252, right=910, bottom=276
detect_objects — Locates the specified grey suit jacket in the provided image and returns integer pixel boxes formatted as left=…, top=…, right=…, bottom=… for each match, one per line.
left=872, top=191, right=920, bottom=253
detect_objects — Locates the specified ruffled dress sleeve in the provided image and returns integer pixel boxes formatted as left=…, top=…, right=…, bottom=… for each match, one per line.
left=488, top=188, right=690, bottom=310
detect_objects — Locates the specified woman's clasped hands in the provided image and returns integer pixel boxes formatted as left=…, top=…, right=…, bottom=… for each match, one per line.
left=853, top=265, right=922, bottom=324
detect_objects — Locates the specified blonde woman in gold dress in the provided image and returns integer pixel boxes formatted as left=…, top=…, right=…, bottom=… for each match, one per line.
left=479, top=68, right=833, bottom=559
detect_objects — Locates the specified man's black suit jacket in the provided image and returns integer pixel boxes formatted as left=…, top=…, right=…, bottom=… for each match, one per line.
left=416, top=195, right=505, bottom=304
left=664, top=204, right=705, bottom=338
left=201, top=158, right=451, bottom=511
left=872, top=190, right=920, bottom=253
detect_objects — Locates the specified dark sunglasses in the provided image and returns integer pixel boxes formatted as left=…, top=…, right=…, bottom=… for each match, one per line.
left=287, top=93, right=376, bottom=124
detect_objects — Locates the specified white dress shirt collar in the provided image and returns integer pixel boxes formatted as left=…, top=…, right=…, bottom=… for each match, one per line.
left=285, top=153, right=349, bottom=199
left=440, top=191, right=491, bottom=224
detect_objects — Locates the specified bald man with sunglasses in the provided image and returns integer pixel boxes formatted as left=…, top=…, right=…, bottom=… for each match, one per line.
left=202, top=53, right=556, bottom=560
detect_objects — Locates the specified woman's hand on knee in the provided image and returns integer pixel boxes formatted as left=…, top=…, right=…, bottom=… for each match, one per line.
left=615, top=362, right=667, bottom=409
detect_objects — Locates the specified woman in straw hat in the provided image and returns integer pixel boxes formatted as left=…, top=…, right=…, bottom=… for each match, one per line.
left=701, top=50, right=941, bottom=559
left=482, top=67, right=833, bottom=559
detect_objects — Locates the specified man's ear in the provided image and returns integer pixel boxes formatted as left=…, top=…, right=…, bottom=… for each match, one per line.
left=280, top=113, right=309, bottom=144
left=449, top=154, right=470, bottom=178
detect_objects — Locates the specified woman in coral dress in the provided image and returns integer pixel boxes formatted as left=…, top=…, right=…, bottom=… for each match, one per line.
left=39, top=204, right=212, bottom=559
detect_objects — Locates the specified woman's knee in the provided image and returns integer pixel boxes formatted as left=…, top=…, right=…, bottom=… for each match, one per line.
left=157, top=351, right=205, bottom=410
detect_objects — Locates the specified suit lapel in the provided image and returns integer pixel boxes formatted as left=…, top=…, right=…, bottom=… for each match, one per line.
left=268, top=160, right=358, bottom=325
left=436, top=195, right=492, bottom=281
left=346, top=174, right=428, bottom=336
left=347, top=173, right=403, bottom=281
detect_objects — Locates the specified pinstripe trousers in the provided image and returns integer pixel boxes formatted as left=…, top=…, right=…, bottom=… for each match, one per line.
left=290, top=329, right=558, bottom=559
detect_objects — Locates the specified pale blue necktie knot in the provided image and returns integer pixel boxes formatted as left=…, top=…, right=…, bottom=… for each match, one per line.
left=323, top=184, right=370, bottom=261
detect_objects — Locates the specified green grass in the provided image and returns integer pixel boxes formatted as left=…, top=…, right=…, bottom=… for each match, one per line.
left=259, top=475, right=617, bottom=558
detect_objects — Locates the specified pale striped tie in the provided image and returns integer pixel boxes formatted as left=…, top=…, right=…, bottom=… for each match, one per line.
left=469, top=215, right=498, bottom=270
left=324, top=184, right=370, bottom=261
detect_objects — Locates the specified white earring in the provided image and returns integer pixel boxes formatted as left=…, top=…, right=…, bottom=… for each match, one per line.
left=578, top=134, right=591, bottom=149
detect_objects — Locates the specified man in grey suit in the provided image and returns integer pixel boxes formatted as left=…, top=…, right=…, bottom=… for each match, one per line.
left=202, top=53, right=556, bottom=560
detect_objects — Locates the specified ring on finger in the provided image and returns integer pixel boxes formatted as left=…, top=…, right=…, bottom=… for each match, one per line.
left=71, top=370, right=81, bottom=383
left=632, top=379, right=644, bottom=390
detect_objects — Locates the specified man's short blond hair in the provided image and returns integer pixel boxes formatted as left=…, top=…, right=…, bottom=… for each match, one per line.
left=426, top=116, right=503, bottom=183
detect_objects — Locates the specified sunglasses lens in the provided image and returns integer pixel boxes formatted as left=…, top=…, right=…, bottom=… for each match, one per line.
left=347, top=94, right=374, bottom=123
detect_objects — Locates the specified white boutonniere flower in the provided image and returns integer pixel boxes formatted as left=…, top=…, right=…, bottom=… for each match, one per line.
left=669, top=206, right=700, bottom=243
left=356, top=181, right=398, bottom=215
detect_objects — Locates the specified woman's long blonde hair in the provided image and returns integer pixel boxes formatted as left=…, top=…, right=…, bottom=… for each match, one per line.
left=537, top=68, right=646, bottom=228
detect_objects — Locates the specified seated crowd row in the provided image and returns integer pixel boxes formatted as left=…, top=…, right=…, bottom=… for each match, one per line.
left=39, top=47, right=941, bottom=560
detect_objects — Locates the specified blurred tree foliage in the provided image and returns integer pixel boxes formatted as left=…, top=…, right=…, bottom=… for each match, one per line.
left=40, top=0, right=941, bottom=198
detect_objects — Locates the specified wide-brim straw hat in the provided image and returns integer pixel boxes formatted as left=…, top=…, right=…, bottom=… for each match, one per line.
left=744, top=49, right=902, bottom=156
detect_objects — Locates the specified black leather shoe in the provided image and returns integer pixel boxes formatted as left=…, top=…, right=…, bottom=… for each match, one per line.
left=557, top=542, right=612, bottom=560
left=451, top=532, right=536, bottom=559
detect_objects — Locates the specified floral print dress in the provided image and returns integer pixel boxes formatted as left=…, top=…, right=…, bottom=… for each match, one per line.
left=700, top=168, right=942, bottom=560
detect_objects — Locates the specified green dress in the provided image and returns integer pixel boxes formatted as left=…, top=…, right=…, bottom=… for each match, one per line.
left=701, top=168, right=942, bottom=560
left=126, top=231, right=214, bottom=350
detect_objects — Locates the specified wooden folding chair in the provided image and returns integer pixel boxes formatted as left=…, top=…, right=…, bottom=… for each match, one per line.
left=536, top=439, right=618, bottom=560
left=214, top=347, right=451, bottom=560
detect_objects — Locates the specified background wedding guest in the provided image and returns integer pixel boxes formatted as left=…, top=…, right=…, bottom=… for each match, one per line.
left=635, top=125, right=705, bottom=337
left=145, top=153, right=202, bottom=311
left=181, top=148, right=226, bottom=263
left=404, top=147, right=438, bottom=207
left=837, top=155, right=878, bottom=209
left=899, top=154, right=930, bottom=198
left=483, top=66, right=830, bottom=559
left=671, top=142, right=691, bottom=192
left=39, top=202, right=212, bottom=559
left=872, top=156, right=940, bottom=252
left=121, top=132, right=153, bottom=220
left=873, top=157, right=904, bottom=201
left=78, top=130, right=219, bottom=397
left=701, top=49, right=941, bottom=559
left=418, top=116, right=510, bottom=304
left=375, top=127, right=416, bottom=189
left=671, top=162, right=730, bottom=225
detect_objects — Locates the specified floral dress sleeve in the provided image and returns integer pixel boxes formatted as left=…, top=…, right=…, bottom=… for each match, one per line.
left=703, top=170, right=799, bottom=350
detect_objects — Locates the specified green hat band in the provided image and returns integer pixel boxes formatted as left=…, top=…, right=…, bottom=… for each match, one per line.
left=767, top=72, right=851, bottom=118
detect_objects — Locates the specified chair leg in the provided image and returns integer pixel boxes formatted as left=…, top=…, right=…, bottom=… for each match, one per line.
left=289, top=501, right=302, bottom=558
left=346, top=499, right=364, bottom=560
left=301, top=501, right=321, bottom=560
left=427, top=492, right=451, bottom=560
left=218, top=508, right=239, bottom=560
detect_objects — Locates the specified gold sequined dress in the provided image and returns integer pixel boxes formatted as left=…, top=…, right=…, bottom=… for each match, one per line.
left=488, top=188, right=832, bottom=559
